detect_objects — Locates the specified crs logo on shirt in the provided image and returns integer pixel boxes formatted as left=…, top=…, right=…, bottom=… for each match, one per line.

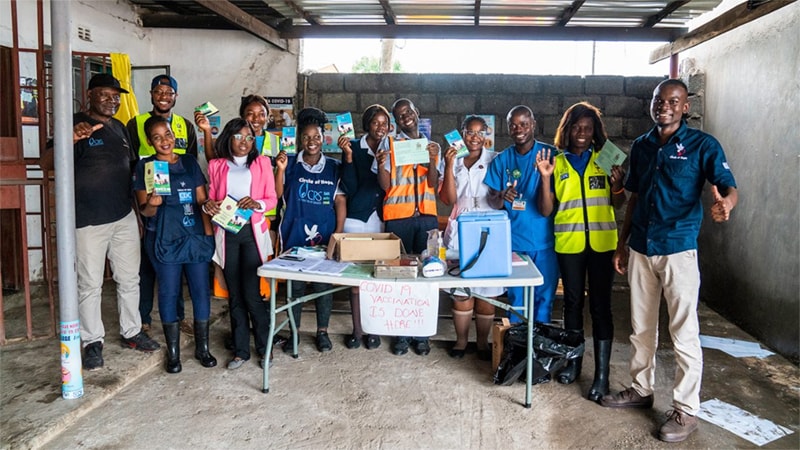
left=88, top=137, right=104, bottom=147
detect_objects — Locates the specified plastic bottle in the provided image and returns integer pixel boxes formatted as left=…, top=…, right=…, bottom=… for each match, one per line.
left=437, top=235, right=446, bottom=260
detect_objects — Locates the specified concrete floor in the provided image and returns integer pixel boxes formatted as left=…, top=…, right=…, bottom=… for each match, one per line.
left=1, top=282, right=798, bottom=449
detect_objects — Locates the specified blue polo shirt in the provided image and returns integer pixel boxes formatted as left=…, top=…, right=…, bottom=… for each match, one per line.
left=625, top=121, right=737, bottom=256
left=484, top=141, right=556, bottom=252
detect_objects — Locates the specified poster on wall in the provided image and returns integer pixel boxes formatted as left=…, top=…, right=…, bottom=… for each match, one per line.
left=266, top=97, right=294, bottom=132
left=476, top=114, right=495, bottom=152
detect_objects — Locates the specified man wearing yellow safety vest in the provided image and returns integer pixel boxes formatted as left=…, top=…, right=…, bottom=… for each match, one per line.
left=126, top=74, right=198, bottom=336
left=376, top=98, right=442, bottom=357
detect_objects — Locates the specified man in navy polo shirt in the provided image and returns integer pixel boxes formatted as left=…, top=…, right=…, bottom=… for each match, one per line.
left=601, top=79, right=738, bottom=443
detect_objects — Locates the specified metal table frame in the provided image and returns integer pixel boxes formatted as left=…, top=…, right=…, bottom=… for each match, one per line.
left=257, top=260, right=543, bottom=407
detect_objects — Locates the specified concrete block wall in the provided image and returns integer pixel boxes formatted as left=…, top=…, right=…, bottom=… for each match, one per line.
left=298, top=74, right=666, bottom=152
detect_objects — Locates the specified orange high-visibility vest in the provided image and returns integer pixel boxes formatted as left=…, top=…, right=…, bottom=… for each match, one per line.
left=382, top=137, right=438, bottom=220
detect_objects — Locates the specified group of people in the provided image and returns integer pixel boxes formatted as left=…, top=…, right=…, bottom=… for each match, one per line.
left=67, top=72, right=737, bottom=443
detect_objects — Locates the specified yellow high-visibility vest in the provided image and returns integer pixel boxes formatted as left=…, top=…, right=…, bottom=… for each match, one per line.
left=552, top=150, right=617, bottom=254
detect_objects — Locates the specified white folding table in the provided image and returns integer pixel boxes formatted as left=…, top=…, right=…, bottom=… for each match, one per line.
left=257, top=259, right=543, bottom=407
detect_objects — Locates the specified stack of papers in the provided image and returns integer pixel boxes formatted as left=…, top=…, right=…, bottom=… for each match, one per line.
left=262, top=257, right=351, bottom=276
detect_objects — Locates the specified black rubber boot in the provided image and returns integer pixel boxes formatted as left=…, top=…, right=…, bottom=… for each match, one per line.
left=163, top=322, right=181, bottom=374
left=194, top=320, right=217, bottom=368
left=588, top=339, right=612, bottom=402
left=557, top=329, right=583, bottom=384
left=557, top=356, right=583, bottom=384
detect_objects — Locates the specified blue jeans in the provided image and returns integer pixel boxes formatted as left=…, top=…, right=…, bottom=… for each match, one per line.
left=145, top=232, right=210, bottom=323
left=139, top=237, right=185, bottom=325
left=507, top=247, right=559, bottom=324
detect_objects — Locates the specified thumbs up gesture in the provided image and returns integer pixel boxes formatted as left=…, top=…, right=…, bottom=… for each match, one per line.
left=710, top=185, right=732, bottom=223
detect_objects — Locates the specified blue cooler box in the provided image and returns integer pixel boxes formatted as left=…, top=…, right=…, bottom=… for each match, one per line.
left=457, top=210, right=512, bottom=278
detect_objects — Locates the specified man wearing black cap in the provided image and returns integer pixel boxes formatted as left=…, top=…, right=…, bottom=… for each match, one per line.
left=73, top=73, right=160, bottom=371
left=126, top=74, right=197, bottom=336
left=126, top=74, right=197, bottom=158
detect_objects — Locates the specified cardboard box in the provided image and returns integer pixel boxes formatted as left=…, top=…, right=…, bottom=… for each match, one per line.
left=326, top=233, right=402, bottom=262
left=374, top=257, right=420, bottom=279
left=492, top=318, right=512, bottom=373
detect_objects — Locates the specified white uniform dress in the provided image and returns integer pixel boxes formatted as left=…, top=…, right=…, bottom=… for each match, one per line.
left=443, top=149, right=504, bottom=297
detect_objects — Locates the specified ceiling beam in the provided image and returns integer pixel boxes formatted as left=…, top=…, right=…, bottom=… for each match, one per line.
left=140, top=13, right=283, bottom=30
left=194, top=0, right=286, bottom=50
left=556, top=0, right=585, bottom=26
left=474, top=0, right=482, bottom=26
left=649, top=0, right=796, bottom=63
left=643, top=1, right=690, bottom=28
left=281, top=25, right=684, bottom=41
left=379, top=0, right=397, bottom=25
left=282, top=0, right=320, bottom=26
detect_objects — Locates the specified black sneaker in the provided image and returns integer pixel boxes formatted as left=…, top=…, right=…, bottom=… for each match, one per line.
left=83, top=341, right=104, bottom=371
left=316, top=331, right=332, bottom=352
left=413, top=338, right=431, bottom=356
left=121, top=331, right=161, bottom=352
left=392, top=337, right=410, bottom=356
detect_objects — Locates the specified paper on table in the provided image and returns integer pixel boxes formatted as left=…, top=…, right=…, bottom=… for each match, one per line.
left=392, top=138, right=430, bottom=166
left=697, top=398, right=793, bottom=446
left=594, top=139, right=627, bottom=177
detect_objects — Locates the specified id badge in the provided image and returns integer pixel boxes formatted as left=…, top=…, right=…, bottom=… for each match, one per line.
left=512, top=197, right=526, bottom=210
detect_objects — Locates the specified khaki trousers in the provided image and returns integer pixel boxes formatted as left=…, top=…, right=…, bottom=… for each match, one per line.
left=76, top=210, right=142, bottom=345
left=627, top=249, right=702, bottom=415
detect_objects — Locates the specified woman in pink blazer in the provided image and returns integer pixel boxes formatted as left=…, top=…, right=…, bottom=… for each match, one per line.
left=204, top=118, right=278, bottom=370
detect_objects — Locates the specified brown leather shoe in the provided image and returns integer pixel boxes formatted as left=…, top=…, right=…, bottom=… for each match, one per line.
left=600, top=387, right=654, bottom=409
left=659, top=409, right=698, bottom=442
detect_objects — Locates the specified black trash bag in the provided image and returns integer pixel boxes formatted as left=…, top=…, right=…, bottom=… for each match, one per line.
left=493, top=323, right=585, bottom=386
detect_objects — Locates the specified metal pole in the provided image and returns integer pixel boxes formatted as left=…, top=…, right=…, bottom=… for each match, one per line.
left=51, top=0, right=83, bottom=399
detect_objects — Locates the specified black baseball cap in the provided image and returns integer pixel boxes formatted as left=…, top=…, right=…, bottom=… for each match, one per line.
left=87, top=73, right=129, bottom=94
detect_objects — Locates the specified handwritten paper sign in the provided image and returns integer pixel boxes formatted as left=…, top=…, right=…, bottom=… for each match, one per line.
left=359, top=280, right=439, bottom=336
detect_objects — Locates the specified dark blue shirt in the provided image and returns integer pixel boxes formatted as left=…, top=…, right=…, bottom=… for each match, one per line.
left=624, top=121, right=737, bottom=256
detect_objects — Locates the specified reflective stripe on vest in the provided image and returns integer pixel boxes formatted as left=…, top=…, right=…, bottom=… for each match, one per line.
left=553, top=151, right=617, bottom=254
left=257, top=131, right=280, bottom=158
left=136, top=113, right=190, bottom=156
left=383, top=138, right=437, bottom=220
left=257, top=132, right=281, bottom=216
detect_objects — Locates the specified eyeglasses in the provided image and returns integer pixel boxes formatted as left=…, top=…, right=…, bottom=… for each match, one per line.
left=233, top=134, right=255, bottom=143
left=463, top=130, right=486, bottom=137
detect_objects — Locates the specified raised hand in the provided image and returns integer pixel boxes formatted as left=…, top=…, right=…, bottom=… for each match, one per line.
left=444, top=146, right=457, bottom=167
left=610, top=165, right=625, bottom=191
left=194, top=111, right=210, bottom=132
left=535, top=148, right=554, bottom=177
left=275, top=151, right=288, bottom=170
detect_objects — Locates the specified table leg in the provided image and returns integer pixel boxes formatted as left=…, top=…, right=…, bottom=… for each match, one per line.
left=262, top=278, right=277, bottom=393
left=525, top=285, right=533, bottom=408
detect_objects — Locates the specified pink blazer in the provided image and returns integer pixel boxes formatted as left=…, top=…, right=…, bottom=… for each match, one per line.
left=208, top=156, right=278, bottom=267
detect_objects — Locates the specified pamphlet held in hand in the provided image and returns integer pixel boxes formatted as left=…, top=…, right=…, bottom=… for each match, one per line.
left=444, top=129, right=469, bottom=158
left=281, top=127, right=296, bottom=154
left=336, top=112, right=355, bottom=139
left=212, top=195, right=254, bottom=234
left=594, top=139, right=627, bottom=177
left=145, top=160, right=171, bottom=195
